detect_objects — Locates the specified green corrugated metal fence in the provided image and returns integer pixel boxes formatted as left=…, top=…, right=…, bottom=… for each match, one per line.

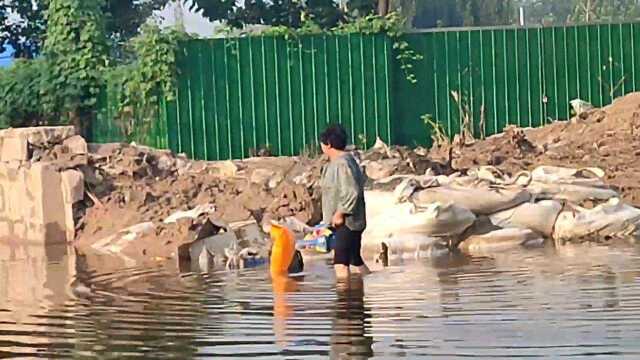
left=94, top=22, right=640, bottom=159
left=94, top=74, right=169, bottom=149
left=393, top=22, right=640, bottom=146
left=166, top=34, right=393, bottom=160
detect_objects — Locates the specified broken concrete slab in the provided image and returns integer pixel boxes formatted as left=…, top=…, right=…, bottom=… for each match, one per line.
left=365, top=159, right=402, bottom=181
left=91, top=222, right=156, bottom=254
left=0, top=135, right=28, bottom=162
left=250, top=168, right=276, bottom=185
left=207, top=160, right=238, bottom=178
left=0, top=126, right=75, bottom=148
left=0, top=162, right=74, bottom=244
left=62, top=135, right=88, bottom=156
left=61, top=170, right=85, bottom=205
left=163, top=204, right=216, bottom=224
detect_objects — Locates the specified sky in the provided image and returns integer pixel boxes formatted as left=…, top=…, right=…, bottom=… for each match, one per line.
left=0, top=1, right=217, bottom=67
left=0, top=45, right=14, bottom=68
left=158, top=1, right=220, bottom=37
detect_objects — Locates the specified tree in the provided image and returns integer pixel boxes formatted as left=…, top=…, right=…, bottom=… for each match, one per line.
left=44, top=0, right=108, bottom=134
left=517, top=0, right=640, bottom=26
left=570, top=0, right=640, bottom=23
left=190, top=0, right=377, bottom=29
left=0, top=0, right=47, bottom=58
left=0, top=0, right=171, bottom=59
left=458, top=0, right=514, bottom=26
left=412, top=0, right=514, bottom=28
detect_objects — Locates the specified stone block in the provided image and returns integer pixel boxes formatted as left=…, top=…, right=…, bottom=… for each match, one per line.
left=0, top=126, right=75, bottom=148
left=62, top=135, right=88, bottom=155
left=0, top=135, right=28, bottom=162
left=61, top=170, right=85, bottom=204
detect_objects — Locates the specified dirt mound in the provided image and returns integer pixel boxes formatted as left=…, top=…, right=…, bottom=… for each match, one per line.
left=430, top=92, right=640, bottom=206
left=71, top=138, right=452, bottom=260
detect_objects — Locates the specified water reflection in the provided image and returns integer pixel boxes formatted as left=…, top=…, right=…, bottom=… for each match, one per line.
left=331, top=276, right=373, bottom=360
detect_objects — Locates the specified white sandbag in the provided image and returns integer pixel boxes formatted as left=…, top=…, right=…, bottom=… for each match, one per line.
left=459, top=228, right=545, bottom=254
left=553, top=198, right=640, bottom=240
left=411, top=185, right=531, bottom=215
left=531, top=166, right=606, bottom=186
left=527, top=182, right=618, bottom=203
left=365, top=190, right=398, bottom=220
left=489, top=200, right=563, bottom=237
left=468, top=166, right=532, bottom=186
left=363, top=202, right=476, bottom=242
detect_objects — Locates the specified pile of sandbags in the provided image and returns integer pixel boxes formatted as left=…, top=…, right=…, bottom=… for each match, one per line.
left=364, top=165, right=640, bottom=258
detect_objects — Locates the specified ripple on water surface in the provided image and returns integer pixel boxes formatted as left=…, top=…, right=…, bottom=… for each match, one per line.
left=1, top=242, right=640, bottom=358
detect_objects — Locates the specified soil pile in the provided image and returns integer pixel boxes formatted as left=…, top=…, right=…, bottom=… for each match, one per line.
left=430, top=92, right=640, bottom=206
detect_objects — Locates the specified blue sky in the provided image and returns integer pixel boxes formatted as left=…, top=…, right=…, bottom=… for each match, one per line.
left=0, top=44, right=14, bottom=68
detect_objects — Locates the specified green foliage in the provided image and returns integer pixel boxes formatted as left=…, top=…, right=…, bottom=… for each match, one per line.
left=107, top=25, right=191, bottom=143
left=335, top=13, right=423, bottom=84
left=421, top=114, right=449, bottom=147
left=413, top=0, right=514, bottom=28
left=190, top=0, right=344, bottom=29
left=0, top=59, right=56, bottom=128
left=44, top=0, right=108, bottom=123
left=0, top=0, right=171, bottom=60
left=257, top=12, right=423, bottom=84
left=516, top=0, right=640, bottom=26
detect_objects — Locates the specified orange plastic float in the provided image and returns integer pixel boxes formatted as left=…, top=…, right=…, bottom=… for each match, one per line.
left=269, top=222, right=297, bottom=277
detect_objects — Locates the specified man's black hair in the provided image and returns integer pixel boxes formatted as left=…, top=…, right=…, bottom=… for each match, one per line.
left=320, top=124, right=348, bottom=150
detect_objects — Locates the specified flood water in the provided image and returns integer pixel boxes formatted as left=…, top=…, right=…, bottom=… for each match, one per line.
left=2, top=241, right=640, bottom=359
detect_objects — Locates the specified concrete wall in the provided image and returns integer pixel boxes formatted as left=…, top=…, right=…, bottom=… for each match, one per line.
left=0, top=127, right=84, bottom=244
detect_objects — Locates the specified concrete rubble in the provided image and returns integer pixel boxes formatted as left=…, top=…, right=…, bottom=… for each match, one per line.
left=3, top=92, right=640, bottom=269
left=0, top=126, right=85, bottom=245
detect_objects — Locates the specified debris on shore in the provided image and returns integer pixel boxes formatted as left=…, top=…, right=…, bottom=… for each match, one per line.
left=3, top=92, right=640, bottom=268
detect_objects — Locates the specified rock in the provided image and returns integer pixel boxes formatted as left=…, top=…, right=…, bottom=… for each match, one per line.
left=208, top=160, right=238, bottom=178
left=88, top=143, right=125, bottom=157
left=570, top=99, right=594, bottom=116
left=0, top=134, right=28, bottom=162
left=27, top=127, right=76, bottom=147
left=0, top=127, right=75, bottom=149
left=163, top=204, right=216, bottom=224
left=62, top=135, right=88, bottom=156
left=156, top=153, right=176, bottom=172
left=268, top=173, right=284, bottom=189
left=250, top=168, right=276, bottom=185
left=91, top=222, right=156, bottom=255
left=61, top=170, right=85, bottom=205
left=365, top=158, right=401, bottom=180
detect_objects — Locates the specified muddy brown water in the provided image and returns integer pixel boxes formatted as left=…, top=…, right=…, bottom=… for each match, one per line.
left=2, top=242, right=640, bottom=359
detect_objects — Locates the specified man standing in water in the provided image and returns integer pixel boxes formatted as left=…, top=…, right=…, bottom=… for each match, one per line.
left=320, top=124, right=370, bottom=279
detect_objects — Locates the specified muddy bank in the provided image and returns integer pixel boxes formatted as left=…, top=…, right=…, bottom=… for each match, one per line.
left=73, top=138, right=449, bottom=261
left=430, top=92, right=640, bottom=206
left=6, top=92, right=640, bottom=265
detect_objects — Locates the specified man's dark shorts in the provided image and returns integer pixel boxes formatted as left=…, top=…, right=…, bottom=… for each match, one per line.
left=333, top=225, right=365, bottom=266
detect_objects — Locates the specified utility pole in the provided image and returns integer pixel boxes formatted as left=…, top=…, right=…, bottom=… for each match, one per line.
left=174, top=0, right=186, bottom=32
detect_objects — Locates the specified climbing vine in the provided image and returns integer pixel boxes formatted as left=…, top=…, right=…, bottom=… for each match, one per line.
left=224, top=12, right=423, bottom=84
left=108, top=24, right=191, bottom=142
left=333, top=13, right=423, bottom=84
left=44, top=0, right=108, bottom=134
